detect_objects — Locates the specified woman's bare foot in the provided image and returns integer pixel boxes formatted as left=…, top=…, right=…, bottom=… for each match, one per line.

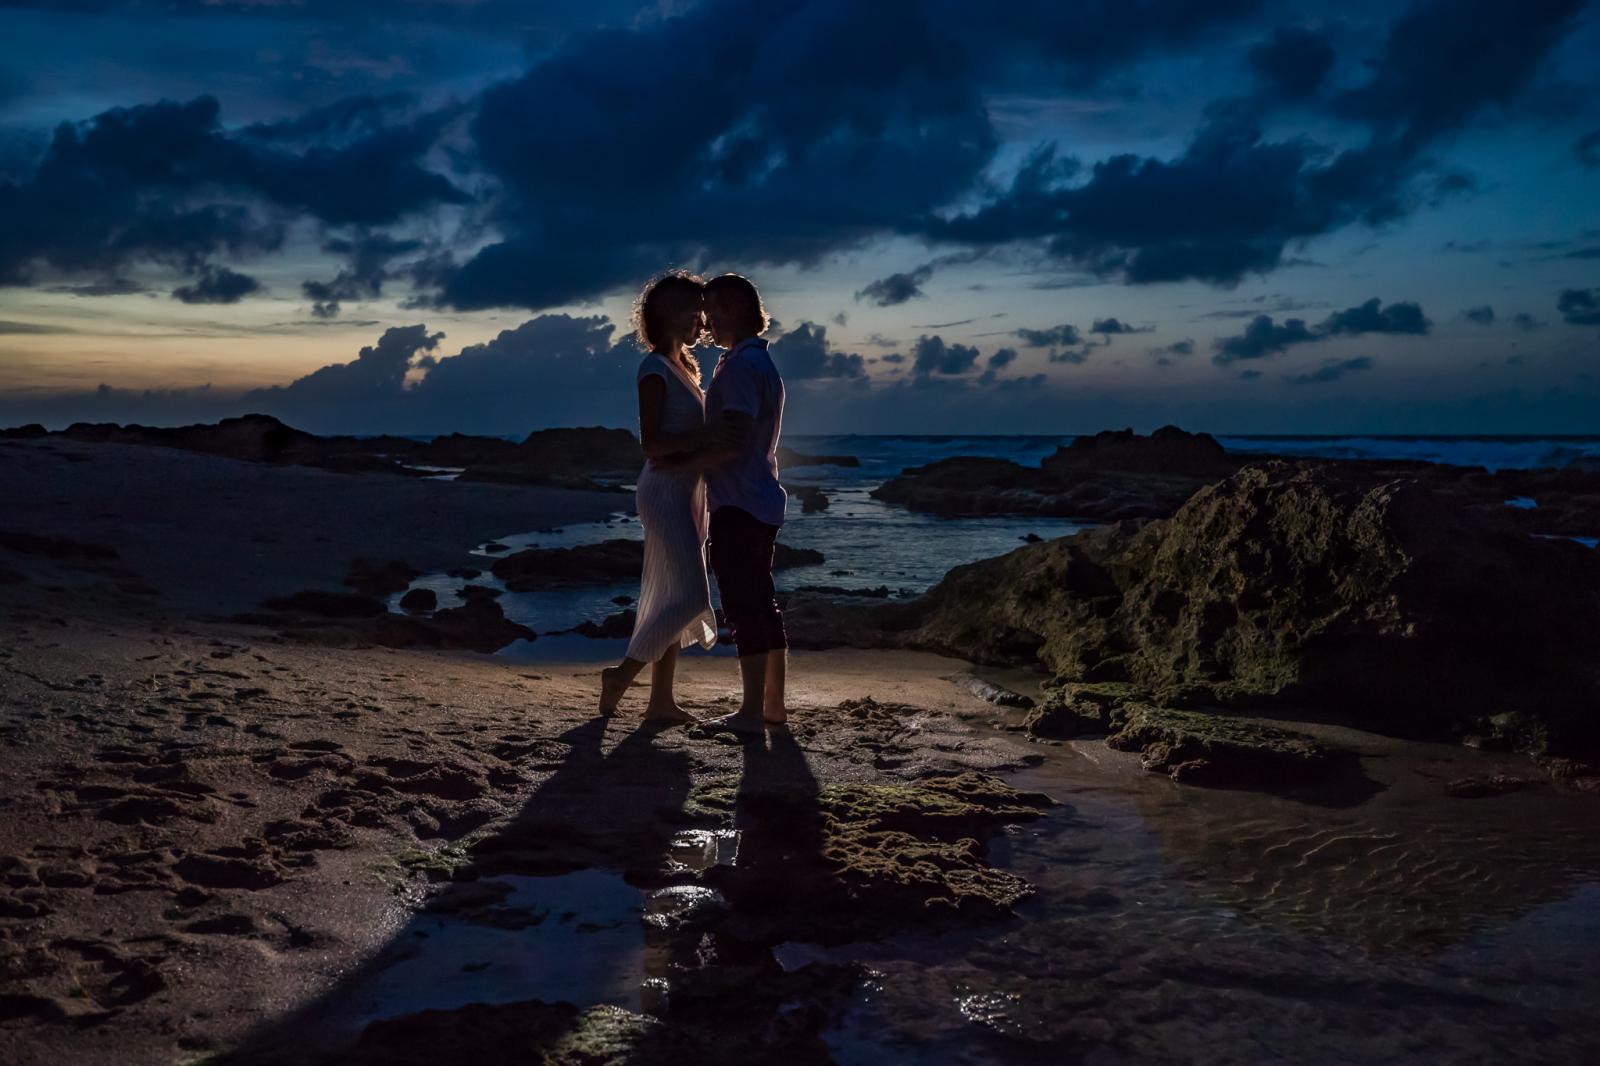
left=763, top=706, right=788, bottom=725
left=700, top=707, right=767, bottom=735
left=598, top=666, right=629, bottom=715
left=643, top=701, right=695, bottom=724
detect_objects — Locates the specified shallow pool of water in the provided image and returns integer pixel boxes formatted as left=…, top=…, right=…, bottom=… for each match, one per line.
left=788, top=729, right=1600, bottom=1064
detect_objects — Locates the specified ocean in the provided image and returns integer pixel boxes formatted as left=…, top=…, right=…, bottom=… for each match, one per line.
left=392, top=433, right=1600, bottom=660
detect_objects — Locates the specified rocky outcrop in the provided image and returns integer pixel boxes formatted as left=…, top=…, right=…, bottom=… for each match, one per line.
left=802, top=462, right=1600, bottom=780
left=787, top=484, right=830, bottom=513
left=493, top=539, right=823, bottom=591
left=15, top=415, right=642, bottom=490
left=567, top=609, right=637, bottom=639
left=871, top=426, right=1245, bottom=521
left=1041, top=425, right=1238, bottom=477
left=455, top=427, right=643, bottom=488
left=250, top=590, right=534, bottom=652
left=695, top=757, right=1052, bottom=945
left=777, top=446, right=859, bottom=469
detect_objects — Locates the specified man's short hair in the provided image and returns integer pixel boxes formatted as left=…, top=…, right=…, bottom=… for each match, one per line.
left=703, top=273, right=770, bottom=336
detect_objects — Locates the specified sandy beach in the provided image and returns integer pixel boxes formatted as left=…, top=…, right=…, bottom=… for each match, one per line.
left=0, top=437, right=1038, bottom=1064
left=5, top=434, right=1600, bottom=1065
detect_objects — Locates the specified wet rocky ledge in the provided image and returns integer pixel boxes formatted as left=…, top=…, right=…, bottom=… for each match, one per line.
left=791, top=458, right=1600, bottom=794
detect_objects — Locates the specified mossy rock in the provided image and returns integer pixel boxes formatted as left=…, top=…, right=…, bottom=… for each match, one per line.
left=707, top=772, right=1051, bottom=944
left=1105, top=705, right=1330, bottom=787
left=330, top=1000, right=686, bottom=1064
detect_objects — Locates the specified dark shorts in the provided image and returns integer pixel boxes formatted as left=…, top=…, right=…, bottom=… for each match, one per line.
left=707, top=505, right=788, bottom=657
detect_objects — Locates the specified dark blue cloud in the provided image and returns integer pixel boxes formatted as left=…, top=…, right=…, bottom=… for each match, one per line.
left=856, top=265, right=933, bottom=306
left=930, top=0, right=1584, bottom=287
left=1286, top=355, right=1375, bottom=385
left=1091, top=317, right=1150, bottom=335
left=1213, top=314, right=1317, bottom=363
left=1577, top=129, right=1600, bottom=167
left=0, top=93, right=466, bottom=288
left=1213, top=297, right=1430, bottom=364
left=1247, top=25, right=1336, bottom=98
left=1320, top=297, right=1430, bottom=337
left=172, top=265, right=261, bottom=304
left=769, top=322, right=868, bottom=379
left=1463, top=304, right=1496, bottom=325
left=1559, top=288, right=1600, bottom=325
left=1015, top=323, right=1082, bottom=347
left=302, top=230, right=426, bottom=318
left=1333, top=0, right=1586, bottom=152
left=911, top=334, right=980, bottom=376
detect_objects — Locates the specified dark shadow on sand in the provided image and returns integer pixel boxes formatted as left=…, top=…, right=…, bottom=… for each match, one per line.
left=215, top=712, right=696, bottom=1065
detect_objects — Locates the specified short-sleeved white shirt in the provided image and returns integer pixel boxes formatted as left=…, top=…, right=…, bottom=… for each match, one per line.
left=705, top=337, right=786, bottom=526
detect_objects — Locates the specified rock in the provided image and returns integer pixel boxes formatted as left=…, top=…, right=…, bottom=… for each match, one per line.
left=870, top=454, right=1216, bottom=521
left=1445, top=774, right=1538, bottom=798
left=786, top=584, right=890, bottom=599
left=0, top=423, right=48, bottom=439
left=494, top=539, right=822, bottom=590
left=447, top=566, right=482, bottom=579
left=898, top=461, right=1600, bottom=752
left=1041, top=425, right=1237, bottom=477
left=773, top=543, right=824, bottom=567
left=1104, top=705, right=1331, bottom=786
left=787, top=485, right=830, bottom=513
left=1020, top=532, right=1043, bottom=543
left=345, top=558, right=421, bottom=597
left=0, top=529, right=119, bottom=561
left=1022, top=684, right=1132, bottom=738
left=414, top=599, right=536, bottom=653
left=337, top=1000, right=685, bottom=1065
left=702, top=765, right=1051, bottom=945
left=570, top=609, right=636, bottom=639
left=22, top=413, right=648, bottom=492
left=261, top=590, right=388, bottom=618
left=399, top=587, right=437, bottom=612
left=491, top=539, right=647, bottom=590
left=457, top=584, right=502, bottom=602
left=455, top=426, right=643, bottom=489
left=777, top=446, right=859, bottom=469
left=958, top=676, right=1035, bottom=709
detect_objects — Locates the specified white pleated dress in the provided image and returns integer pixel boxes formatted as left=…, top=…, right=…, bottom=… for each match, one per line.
left=623, top=353, right=718, bottom=662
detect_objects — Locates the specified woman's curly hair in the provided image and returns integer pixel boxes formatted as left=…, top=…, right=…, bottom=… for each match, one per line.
left=631, top=269, right=705, bottom=352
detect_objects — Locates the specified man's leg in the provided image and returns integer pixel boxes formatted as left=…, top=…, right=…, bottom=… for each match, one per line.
left=763, top=648, right=787, bottom=723
left=705, top=507, right=774, bottom=734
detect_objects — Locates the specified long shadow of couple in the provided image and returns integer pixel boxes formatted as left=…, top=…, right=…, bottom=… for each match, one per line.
left=217, top=712, right=821, bottom=1064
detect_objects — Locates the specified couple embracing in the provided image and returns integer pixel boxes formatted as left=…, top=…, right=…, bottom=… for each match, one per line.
left=597, top=271, right=789, bottom=733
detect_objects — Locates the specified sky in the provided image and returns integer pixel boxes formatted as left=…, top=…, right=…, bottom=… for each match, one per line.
left=0, top=0, right=1597, bottom=436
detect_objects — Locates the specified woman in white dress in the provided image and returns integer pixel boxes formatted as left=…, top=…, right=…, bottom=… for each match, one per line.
left=598, top=271, right=733, bottom=722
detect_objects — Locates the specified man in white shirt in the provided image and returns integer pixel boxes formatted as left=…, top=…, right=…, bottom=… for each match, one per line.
left=699, top=272, right=789, bottom=733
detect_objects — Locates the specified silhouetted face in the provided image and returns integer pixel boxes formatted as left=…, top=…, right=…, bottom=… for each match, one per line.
left=663, top=294, right=705, bottom=352
left=704, top=290, right=741, bottom=348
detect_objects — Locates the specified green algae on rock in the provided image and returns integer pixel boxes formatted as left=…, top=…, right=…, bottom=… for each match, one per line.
left=706, top=766, right=1053, bottom=945
left=902, top=462, right=1600, bottom=754
left=1104, top=705, right=1329, bottom=786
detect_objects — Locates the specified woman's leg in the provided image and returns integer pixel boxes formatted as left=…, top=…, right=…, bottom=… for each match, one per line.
left=643, top=644, right=693, bottom=722
left=599, top=656, right=648, bottom=714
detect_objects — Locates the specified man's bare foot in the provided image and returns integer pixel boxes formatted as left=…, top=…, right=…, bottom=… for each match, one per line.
left=699, top=708, right=767, bottom=735
left=598, top=666, right=629, bottom=715
left=643, top=702, right=695, bottom=724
